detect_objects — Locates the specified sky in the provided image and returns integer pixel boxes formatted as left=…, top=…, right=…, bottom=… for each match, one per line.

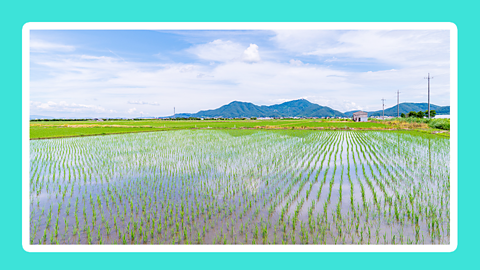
left=29, top=29, right=451, bottom=118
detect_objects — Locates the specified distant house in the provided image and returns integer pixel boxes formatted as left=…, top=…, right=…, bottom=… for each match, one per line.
left=352, top=111, right=368, bottom=122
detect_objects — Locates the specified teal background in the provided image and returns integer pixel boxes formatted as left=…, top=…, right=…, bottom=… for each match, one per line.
left=1, top=0, right=476, bottom=269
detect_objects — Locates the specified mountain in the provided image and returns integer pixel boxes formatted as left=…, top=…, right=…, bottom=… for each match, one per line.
left=344, top=103, right=450, bottom=117
left=171, top=99, right=346, bottom=118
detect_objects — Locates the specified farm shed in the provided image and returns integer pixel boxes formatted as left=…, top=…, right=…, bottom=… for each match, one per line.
left=352, top=111, right=368, bottom=122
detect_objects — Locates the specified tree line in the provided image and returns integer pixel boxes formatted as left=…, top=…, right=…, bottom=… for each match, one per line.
left=400, top=110, right=436, bottom=118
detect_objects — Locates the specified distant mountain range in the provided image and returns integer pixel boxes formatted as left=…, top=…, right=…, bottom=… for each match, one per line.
left=344, top=103, right=450, bottom=117
left=172, top=100, right=450, bottom=119
left=172, top=99, right=346, bottom=118
left=30, top=100, right=450, bottom=120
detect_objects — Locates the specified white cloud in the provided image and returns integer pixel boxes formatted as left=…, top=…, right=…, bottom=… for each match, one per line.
left=30, top=50, right=450, bottom=115
left=324, top=57, right=338, bottom=63
left=242, top=44, right=261, bottom=63
left=187, top=39, right=244, bottom=62
left=289, top=59, right=303, bottom=66
left=30, top=100, right=105, bottom=113
left=127, top=100, right=160, bottom=106
left=187, top=40, right=262, bottom=63
left=30, top=53, right=361, bottom=115
left=80, top=55, right=114, bottom=60
left=128, top=100, right=147, bottom=105
left=307, top=97, right=363, bottom=112
left=30, top=30, right=450, bottom=117
left=272, top=30, right=340, bottom=55
left=197, top=73, right=213, bottom=78
left=273, top=30, right=449, bottom=67
left=31, top=40, right=75, bottom=53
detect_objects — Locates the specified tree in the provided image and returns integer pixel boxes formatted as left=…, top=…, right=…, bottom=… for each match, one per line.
left=425, top=110, right=436, bottom=118
left=400, top=113, right=406, bottom=118
left=407, top=111, right=417, bottom=118
left=417, top=111, right=425, bottom=118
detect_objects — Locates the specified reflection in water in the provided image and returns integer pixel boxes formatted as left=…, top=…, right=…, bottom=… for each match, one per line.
left=29, top=130, right=450, bottom=245
left=429, top=138, right=432, bottom=180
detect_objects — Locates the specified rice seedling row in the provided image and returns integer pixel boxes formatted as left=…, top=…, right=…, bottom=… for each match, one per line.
left=29, top=130, right=449, bottom=245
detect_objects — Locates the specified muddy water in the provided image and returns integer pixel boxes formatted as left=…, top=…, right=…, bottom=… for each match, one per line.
left=29, top=130, right=450, bottom=245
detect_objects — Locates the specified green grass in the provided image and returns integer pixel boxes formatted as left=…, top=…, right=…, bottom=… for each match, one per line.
left=30, top=126, right=166, bottom=139
left=32, top=119, right=262, bottom=128
left=284, top=121, right=387, bottom=128
left=31, top=119, right=360, bottom=128
left=375, top=117, right=450, bottom=130
left=29, top=119, right=439, bottom=139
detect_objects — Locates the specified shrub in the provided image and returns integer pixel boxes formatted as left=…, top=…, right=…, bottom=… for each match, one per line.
left=428, top=118, right=450, bottom=130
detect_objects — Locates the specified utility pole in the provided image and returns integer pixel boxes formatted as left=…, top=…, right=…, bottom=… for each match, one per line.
left=381, top=98, right=386, bottom=120
left=396, top=90, right=401, bottom=118
left=174, top=107, right=175, bottom=119
left=424, top=73, right=434, bottom=119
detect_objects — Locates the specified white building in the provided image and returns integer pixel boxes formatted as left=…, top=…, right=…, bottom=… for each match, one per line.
left=352, top=111, right=368, bottom=122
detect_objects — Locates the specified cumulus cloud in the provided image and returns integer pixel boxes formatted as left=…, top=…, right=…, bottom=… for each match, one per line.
left=30, top=30, right=450, bottom=117
left=289, top=59, right=303, bottom=66
left=187, top=39, right=244, bottom=62
left=30, top=49, right=449, bottom=115
left=242, top=44, right=261, bottom=63
left=187, top=40, right=262, bottom=63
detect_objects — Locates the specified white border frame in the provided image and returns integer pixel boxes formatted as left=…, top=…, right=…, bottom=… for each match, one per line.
left=22, top=22, right=458, bottom=253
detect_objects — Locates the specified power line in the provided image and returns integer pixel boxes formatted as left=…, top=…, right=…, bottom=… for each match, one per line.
left=424, top=73, right=434, bottom=119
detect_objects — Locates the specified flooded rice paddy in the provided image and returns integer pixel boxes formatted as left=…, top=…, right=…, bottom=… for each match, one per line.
left=29, top=130, right=450, bottom=245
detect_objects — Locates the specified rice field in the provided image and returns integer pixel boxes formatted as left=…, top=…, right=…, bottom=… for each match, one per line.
left=29, top=130, right=450, bottom=245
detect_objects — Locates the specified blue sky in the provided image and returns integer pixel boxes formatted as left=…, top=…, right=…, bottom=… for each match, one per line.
left=30, top=29, right=450, bottom=118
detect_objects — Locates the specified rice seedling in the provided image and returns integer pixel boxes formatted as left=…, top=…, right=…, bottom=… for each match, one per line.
left=29, top=130, right=449, bottom=245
